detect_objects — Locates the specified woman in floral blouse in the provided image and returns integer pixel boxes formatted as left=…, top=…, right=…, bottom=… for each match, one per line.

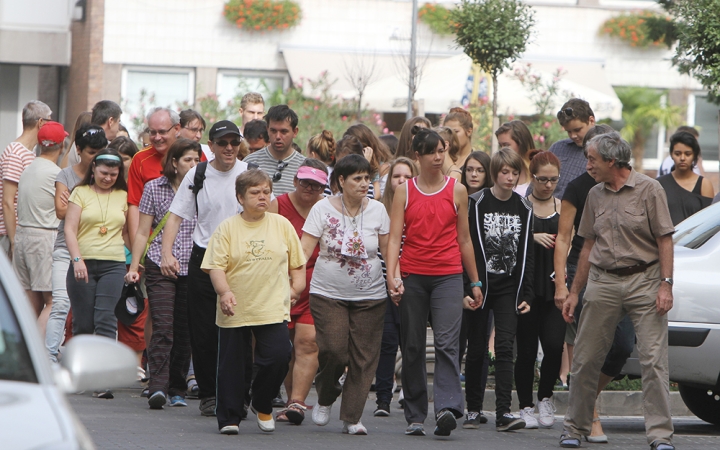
left=300, top=154, right=391, bottom=435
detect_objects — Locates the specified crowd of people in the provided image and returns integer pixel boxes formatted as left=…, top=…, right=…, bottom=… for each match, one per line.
left=3, top=94, right=709, bottom=450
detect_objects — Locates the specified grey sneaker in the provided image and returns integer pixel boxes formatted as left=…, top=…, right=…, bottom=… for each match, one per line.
left=462, top=411, right=487, bottom=428
left=199, top=396, right=216, bottom=416
left=496, top=413, right=526, bottom=432
left=148, top=391, right=166, bottom=409
left=312, top=403, right=332, bottom=426
left=405, top=423, right=426, bottom=436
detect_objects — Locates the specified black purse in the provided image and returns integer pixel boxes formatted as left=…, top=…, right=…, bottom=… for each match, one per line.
left=115, top=283, right=145, bottom=326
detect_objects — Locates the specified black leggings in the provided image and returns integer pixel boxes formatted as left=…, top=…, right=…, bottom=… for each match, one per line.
left=514, top=297, right=566, bottom=408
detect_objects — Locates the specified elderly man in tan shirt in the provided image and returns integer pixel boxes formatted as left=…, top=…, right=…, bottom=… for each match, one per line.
left=559, top=132, right=675, bottom=450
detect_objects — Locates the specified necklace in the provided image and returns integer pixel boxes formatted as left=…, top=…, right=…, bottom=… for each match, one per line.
left=531, top=192, right=553, bottom=202
left=341, top=195, right=363, bottom=228
left=94, top=186, right=111, bottom=236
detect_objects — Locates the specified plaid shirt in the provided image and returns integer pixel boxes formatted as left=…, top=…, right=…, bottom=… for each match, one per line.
left=548, top=138, right=588, bottom=199
left=139, top=176, right=196, bottom=276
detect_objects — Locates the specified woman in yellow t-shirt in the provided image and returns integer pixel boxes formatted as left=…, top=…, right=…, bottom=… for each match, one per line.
left=201, top=169, right=306, bottom=435
left=65, top=150, right=129, bottom=356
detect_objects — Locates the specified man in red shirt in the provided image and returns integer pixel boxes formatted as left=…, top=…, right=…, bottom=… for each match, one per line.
left=127, top=107, right=180, bottom=245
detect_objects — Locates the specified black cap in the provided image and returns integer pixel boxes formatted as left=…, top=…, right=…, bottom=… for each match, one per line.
left=209, top=120, right=241, bottom=140
left=115, top=283, right=145, bottom=326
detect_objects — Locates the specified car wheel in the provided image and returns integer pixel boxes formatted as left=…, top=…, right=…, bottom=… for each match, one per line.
left=678, top=383, right=720, bottom=425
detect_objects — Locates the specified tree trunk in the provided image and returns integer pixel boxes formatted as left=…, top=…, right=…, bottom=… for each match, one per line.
left=492, top=72, right=498, bottom=125
left=492, top=73, right=499, bottom=152
left=633, top=130, right=645, bottom=171
left=357, top=91, right=363, bottom=119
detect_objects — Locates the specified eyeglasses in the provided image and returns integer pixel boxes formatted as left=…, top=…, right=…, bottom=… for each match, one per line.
left=273, top=161, right=289, bottom=182
left=556, top=107, right=575, bottom=120
left=214, top=139, right=242, bottom=147
left=148, top=127, right=173, bottom=137
left=465, top=167, right=485, bottom=174
left=533, top=174, right=560, bottom=185
left=184, top=126, right=204, bottom=134
left=298, top=179, right=324, bottom=192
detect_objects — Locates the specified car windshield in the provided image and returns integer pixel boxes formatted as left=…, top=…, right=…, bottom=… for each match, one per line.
left=0, top=284, right=37, bottom=383
left=673, top=202, right=720, bottom=250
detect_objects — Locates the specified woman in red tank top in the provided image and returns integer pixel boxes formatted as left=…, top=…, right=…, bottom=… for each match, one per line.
left=384, top=128, right=483, bottom=437
left=269, top=159, right=328, bottom=425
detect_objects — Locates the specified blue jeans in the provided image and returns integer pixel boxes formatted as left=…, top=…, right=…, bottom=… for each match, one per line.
left=46, top=247, right=70, bottom=362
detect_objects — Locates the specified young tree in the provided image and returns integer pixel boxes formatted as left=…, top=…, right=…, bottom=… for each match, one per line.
left=451, top=0, right=535, bottom=121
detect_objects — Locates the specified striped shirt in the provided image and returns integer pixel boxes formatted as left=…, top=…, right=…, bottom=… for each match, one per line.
left=548, top=138, right=588, bottom=199
left=0, top=142, right=35, bottom=235
left=243, top=147, right=306, bottom=196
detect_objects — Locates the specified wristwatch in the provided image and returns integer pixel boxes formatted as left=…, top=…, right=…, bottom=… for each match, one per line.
left=470, top=281, right=483, bottom=288
left=661, top=278, right=673, bottom=286
left=72, top=257, right=82, bottom=263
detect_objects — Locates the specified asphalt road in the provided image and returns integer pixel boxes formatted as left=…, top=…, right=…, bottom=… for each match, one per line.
left=68, top=388, right=720, bottom=450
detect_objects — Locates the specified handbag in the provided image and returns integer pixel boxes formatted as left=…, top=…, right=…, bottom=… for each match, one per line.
left=140, top=211, right=171, bottom=265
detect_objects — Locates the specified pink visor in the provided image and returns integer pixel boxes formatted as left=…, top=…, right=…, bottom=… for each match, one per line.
left=296, top=166, right=328, bottom=185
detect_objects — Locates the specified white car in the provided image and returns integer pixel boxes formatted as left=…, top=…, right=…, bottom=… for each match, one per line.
left=0, top=253, right=137, bottom=449
left=623, top=201, right=720, bottom=425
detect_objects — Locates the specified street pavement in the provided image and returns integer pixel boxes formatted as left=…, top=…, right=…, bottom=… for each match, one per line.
left=69, top=387, right=720, bottom=450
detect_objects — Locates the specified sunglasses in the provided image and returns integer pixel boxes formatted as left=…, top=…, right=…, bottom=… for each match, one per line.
left=556, top=107, right=575, bottom=120
left=273, top=161, right=289, bottom=182
left=298, top=179, right=324, bottom=192
left=214, top=139, right=242, bottom=147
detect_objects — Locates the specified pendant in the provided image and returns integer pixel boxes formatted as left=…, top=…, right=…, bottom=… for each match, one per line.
left=99, top=226, right=108, bottom=236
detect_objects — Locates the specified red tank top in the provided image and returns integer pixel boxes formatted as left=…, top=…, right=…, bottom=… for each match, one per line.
left=277, top=194, right=319, bottom=305
left=399, top=177, right=463, bottom=275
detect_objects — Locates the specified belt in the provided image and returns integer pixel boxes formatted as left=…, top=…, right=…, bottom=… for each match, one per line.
left=602, top=260, right=658, bottom=276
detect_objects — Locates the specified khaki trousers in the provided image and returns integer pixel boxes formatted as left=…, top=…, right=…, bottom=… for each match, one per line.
left=563, top=263, right=673, bottom=445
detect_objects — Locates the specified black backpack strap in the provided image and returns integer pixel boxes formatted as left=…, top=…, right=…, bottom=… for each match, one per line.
left=189, top=161, right=208, bottom=214
left=247, top=162, right=259, bottom=170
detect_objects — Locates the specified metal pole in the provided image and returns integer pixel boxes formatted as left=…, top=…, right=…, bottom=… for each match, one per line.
left=407, top=0, right=418, bottom=120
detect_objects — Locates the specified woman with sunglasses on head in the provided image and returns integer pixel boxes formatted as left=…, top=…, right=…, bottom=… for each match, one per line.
left=65, top=149, right=129, bottom=398
left=343, top=124, right=392, bottom=200
left=443, top=107, right=475, bottom=174
left=385, top=129, right=483, bottom=437
left=513, top=150, right=564, bottom=429
left=268, top=158, right=328, bottom=425
left=657, top=131, right=714, bottom=226
left=46, top=124, right=107, bottom=363
left=301, top=154, right=391, bottom=435
left=495, top=121, right=536, bottom=195
left=125, top=139, right=200, bottom=409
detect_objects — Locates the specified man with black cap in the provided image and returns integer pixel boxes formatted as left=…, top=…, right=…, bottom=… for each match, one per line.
left=14, top=121, right=66, bottom=334
left=160, top=120, right=250, bottom=417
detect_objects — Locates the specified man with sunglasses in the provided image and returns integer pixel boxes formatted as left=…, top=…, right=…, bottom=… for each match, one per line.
left=243, top=105, right=305, bottom=195
left=127, top=107, right=181, bottom=245
left=161, top=119, right=255, bottom=417
left=550, top=98, right=596, bottom=198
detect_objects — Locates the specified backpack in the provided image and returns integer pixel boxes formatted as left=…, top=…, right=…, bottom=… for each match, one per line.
left=189, top=161, right=259, bottom=211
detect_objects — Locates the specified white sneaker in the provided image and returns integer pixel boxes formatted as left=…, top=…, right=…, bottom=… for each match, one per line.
left=342, top=420, right=368, bottom=435
left=312, top=403, right=332, bottom=426
left=519, top=406, right=539, bottom=429
left=537, top=397, right=556, bottom=428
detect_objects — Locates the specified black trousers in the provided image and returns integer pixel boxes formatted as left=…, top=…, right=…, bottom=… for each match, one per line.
left=514, top=298, right=566, bottom=408
left=465, top=291, right=518, bottom=416
left=187, top=244, right=219, bottom=400
left=459, top=309, right=492, bottom=411
left=375, top=297, right=401, bottom=404
left=216, top=323, right=291, bottom=429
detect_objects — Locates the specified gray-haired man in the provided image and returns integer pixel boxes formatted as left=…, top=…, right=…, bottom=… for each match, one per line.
left=560, top=132, right=675, bottom=450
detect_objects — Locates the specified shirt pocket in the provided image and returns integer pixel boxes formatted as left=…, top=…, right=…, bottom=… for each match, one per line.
left=624, top=205, right=646, bottom=231
left=592, top=206, right=608, bottom=237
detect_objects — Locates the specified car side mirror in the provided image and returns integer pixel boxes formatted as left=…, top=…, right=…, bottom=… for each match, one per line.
left=57, top=335, right=137, bottom=393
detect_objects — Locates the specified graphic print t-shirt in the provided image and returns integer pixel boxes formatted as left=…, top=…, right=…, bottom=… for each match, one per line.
left=482, top=192, right=523, bottom=294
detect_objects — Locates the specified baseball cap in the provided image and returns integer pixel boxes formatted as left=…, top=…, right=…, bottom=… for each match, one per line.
left=208, top=120, right=241, bottom=140
left=296, top=166, right=328, bottom=185
left=38, top=121, right=68, bottom=146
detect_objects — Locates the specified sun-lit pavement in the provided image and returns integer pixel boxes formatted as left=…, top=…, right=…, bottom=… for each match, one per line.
left=68, top=388, right=720, bottom=450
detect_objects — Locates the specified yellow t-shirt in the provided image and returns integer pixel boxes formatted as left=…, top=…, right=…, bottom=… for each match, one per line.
left=201, top=213, right=306, bottom=328
left=68, top=186, right=127, bottom=262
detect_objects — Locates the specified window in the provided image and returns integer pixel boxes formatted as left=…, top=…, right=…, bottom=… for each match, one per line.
left=0, top=283, right=37, bottom=383
left=688, top=94, right=720, bottom=162
left=216, top=71, right=288, bottom=106
left=121, top=67, right=195, bottom=135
